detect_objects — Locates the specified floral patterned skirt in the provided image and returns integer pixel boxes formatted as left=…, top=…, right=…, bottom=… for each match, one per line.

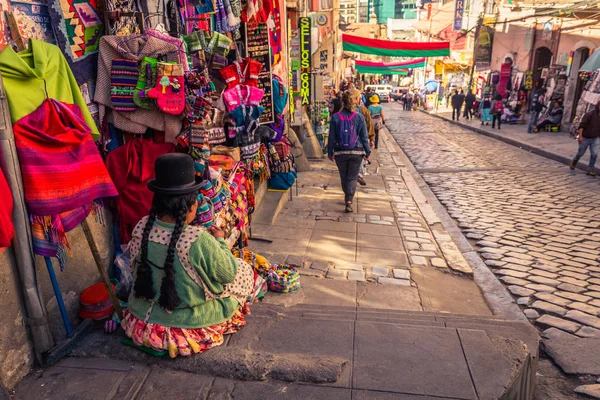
left=121, top=303, right=251, bottom=358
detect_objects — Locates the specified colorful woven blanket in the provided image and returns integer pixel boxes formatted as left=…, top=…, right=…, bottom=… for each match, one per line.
left=13, top=98, right=117, bottom=267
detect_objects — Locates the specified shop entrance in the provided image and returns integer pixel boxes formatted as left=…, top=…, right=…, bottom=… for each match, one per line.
left=568, top=47, right=590, bottom=121
left=533, top=46, right=552, bottom=85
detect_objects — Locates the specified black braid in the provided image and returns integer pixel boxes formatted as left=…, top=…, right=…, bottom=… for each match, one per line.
left=133, top=210, right=157, bottom=300
left=158, top=203, right=186, bottom=310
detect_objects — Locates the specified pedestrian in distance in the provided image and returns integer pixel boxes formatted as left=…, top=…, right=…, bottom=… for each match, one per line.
left=451, top=90, right=465, bottom=121
left=491, top=93, right=503, bottom=130
left=368, top=95, right=385, bottom=149
left=327, top=91, right=371, bottom=213
left=480, top=94, right=492, bottom=125
left=464, top=90, right=476, bottom=120
left=570, top=99, right=600, bottom=176
left=350, top=89, right=374, bottom=186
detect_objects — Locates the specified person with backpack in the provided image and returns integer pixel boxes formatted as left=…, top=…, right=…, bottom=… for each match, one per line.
left=528, top=87, right=546, bottom=133
left=327, top=91, right=371, bottom=213
left=479, top=94, right=492, bottom=125
left=491, top=93, right=504, bottom=130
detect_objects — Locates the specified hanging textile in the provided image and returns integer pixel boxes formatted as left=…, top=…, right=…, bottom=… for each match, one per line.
left=95, top=34, right=182, bottom=142
left=12, top=99, right=118, bottom=267
left=47, top=0, right=104, bottom=84
left=106, top=138, right=175, bottom=243
left=0, top=39, right=100, bottom=138
left=342, top=34, right=450, bottom=57
left=0, top=164, right=14, bottom=248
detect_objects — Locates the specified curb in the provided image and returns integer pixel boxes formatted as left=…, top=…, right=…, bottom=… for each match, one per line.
left=422, top=110, right=600, bottom=174
left=382, top=125, right=527, bottom=322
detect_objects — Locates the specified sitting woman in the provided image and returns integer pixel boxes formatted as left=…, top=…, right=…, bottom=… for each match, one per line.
left=535, top=101, right=564, bottom=132
left=122, top=153, right=255, bottom=358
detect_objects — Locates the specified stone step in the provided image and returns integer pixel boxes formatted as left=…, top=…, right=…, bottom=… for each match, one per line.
left=250, top=186, right=291, bottom=226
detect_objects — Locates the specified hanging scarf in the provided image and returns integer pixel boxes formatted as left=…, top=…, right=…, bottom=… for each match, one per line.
left=13, top=99, right=118, bottom=268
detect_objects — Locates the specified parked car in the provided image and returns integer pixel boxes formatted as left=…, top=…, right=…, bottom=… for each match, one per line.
left=365, top=85, right=392, bottom=102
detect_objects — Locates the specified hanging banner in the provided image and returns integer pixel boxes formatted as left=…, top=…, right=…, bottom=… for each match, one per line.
left=474, top=23, right=494, bottom=68
left=299, top=17, right=311, bottom=105
left=342, top=34, right=450, bottom=57
left=498, top=62, right=512, bottom=98
left=355, top=58, right=426, bottom=69
left=453, top=0, right=464, bottom=31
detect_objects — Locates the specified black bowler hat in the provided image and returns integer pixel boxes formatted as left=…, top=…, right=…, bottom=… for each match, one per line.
left=148, top=153, right=203, bottom=195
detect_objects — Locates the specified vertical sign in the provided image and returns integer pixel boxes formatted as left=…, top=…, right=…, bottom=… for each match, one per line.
left=300, top=17, right=311, bottom=106
left=244, top=24, right=274, bottom=124
left=453, top=0, right=464, bottom=31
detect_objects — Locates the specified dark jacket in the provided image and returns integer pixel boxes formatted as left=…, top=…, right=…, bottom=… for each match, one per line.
left=579, top=108, right=600, bottom=139
left=451, top=93, right=465, bottom=108
left=327, top=109, right=371, bottom=157
left=465, top=93, right=476, bottom=106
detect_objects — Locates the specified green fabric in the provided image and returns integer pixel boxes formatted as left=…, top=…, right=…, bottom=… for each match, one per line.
left=368, top=104, right=383, bottom=116
left=0, top=39, right=99, bottom=139
left=128, top=219, right=240, bottom=329
left=344, top=42, right=449, bottom=57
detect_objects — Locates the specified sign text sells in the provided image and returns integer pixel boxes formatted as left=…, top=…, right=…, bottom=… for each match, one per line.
left=300, top=17, right=311, bottom=105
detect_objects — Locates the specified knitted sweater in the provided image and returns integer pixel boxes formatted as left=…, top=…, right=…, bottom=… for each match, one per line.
left=127, top=217, right=240, bottom=329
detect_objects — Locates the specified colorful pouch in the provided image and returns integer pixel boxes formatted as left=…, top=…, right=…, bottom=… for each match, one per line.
left=111, top=58, right=139, bottom=111
left=147, top=63, right=186, bottom=115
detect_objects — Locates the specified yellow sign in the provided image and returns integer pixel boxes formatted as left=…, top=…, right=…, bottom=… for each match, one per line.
left=300, top=17, right=311, bottom=105
left=435, top=60, right=443, bottom=75
left=525, top=70, right=533, bottom=90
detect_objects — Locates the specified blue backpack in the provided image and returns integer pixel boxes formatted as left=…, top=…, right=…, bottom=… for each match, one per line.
left=336, top=112, right=358, bottom=150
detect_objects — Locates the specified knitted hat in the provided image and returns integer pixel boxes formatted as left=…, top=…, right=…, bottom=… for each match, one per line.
left=111, top=58, right=139, bottom=111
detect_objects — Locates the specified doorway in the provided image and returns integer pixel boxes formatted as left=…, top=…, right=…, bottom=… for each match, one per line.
left=569, top=47, right=590, bottom=121
left=533, top=47, right=552, bottom=85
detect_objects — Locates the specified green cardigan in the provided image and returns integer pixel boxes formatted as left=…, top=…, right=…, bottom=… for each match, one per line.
left=128, top=219, right=240, bottom=329
left=0, top=39, right=99, bottom=138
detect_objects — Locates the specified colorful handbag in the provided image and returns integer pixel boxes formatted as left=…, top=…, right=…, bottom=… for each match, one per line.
left=211, top=145, right=241, bottom=162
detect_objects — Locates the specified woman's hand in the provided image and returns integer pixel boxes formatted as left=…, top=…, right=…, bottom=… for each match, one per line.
left=208, top=225, right=225, bottom=239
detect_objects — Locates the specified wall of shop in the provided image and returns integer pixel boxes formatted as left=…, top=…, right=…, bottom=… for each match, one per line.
left=0, top=248, right=34, bottom=390
left=489, top=25, right=533, bottom=73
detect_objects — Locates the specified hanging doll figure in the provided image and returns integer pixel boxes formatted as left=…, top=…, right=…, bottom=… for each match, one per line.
left=170, top=79, right=181, bottom=93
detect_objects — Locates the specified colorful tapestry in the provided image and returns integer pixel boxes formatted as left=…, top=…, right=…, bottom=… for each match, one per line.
left=0, top=0, right=14, bottom=51
left=47, top=0, right=104, bottom=83
left=342, top=34, right=450, bottom=58
left=7, top=1, right=56, bottom=50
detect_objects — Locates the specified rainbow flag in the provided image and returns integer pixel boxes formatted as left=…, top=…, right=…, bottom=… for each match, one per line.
left=343, top=34, right=450, bottom=57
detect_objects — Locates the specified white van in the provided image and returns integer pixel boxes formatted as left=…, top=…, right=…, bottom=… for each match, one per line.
left=365, top=85, right=393, bottom=102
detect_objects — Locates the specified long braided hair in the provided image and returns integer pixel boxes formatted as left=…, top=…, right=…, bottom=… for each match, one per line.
left=133, top=192, right=198, bottom=311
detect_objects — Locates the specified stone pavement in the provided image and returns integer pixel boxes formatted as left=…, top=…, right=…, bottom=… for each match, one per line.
left=427, top=104, right=596, bottom=173
left=386, top=103, right=600, bottom=382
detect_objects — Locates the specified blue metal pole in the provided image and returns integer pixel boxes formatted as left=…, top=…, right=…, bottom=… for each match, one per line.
left=44, top=257, right=73, bottom=337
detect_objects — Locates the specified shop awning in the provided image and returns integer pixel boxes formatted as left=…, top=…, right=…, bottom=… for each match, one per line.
left=342, top=34, right=450, bottom=57
left=412, top=1, right=455, bottom=36
left=355, top=58, right=426, bottom=69
left=580, top=48, right=600, bottom=72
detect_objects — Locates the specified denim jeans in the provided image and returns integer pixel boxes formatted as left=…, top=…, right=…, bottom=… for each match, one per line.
left=573, top=137, right=599, bottom=169
left=452, top=107, right=461, bottom=120
left=527, top=111, right=539, bottom=133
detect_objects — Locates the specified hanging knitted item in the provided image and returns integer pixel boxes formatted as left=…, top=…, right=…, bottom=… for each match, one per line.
left=195, top=195, right=214, bottom=227
left=134, top=57, right=158, bottom=109
left=111, top=58, right=139, bottom=111
left=147, top=63, right=186, bottom=115
left=183, top=31, right=203, bottom=53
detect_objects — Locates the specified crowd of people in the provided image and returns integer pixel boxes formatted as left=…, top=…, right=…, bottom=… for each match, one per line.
left=327, top=84, right=385, bottom=212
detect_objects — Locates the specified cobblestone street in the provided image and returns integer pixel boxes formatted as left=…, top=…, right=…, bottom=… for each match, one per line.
left=387, top=102, right=600, bottom=381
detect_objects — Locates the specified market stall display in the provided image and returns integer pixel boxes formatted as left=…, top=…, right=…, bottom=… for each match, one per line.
left=0, top=0, right=295, bottom=361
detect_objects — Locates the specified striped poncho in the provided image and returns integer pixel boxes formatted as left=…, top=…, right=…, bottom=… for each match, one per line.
left=13, top=98, right=118, bottom=268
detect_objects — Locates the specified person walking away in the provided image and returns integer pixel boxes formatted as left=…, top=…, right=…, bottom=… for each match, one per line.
left=479, top=94, right=492, bottom=125
left=368, top=95, right=385, bottom=149
left=350, top=89, right=374, bottom=186
left=535, top=101, right=563, bottom=132
left=365, top=88, right=373, bottom=107
left=464, top=90, right=476, bottom=120
left=330, top=90, right=342, bottom=114
left=328, top=91, right=371, bottom=212
left=451, top=90, right=465, bottom=121
left=570, top=100, right=600, bottom=176
left=528, top=87, right=546, bottom=133
left=491, top=94, right=503, bottom=130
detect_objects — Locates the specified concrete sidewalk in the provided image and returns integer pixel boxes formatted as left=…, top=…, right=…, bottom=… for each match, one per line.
left=8, top=127, right=541, bottom=400
left=425, top=105, right=596, bottom=173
